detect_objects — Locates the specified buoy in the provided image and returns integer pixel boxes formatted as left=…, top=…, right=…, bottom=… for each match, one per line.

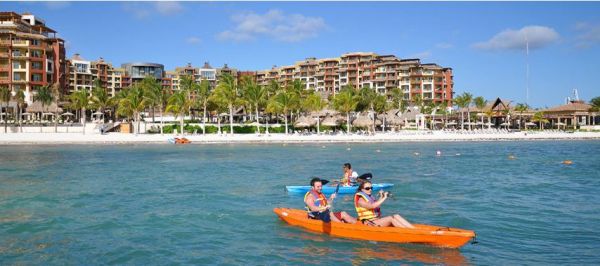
left=347, top=147, right=351, bottom=151
left=375, top=149, right=381, bottom=153
left=508, top=155, right=516, bottom=160
left=322, top=145, right=326, bottom=148
left=436, top=150, right=442, bottom=156
left=562, top=160, right=573, bottom=165
left=455, top=153, right=461, bottom=156
left=414, top=152, right=420, bottom=156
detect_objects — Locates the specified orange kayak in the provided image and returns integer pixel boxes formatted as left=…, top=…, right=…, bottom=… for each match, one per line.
left=274, top=208, right=476, bottom=249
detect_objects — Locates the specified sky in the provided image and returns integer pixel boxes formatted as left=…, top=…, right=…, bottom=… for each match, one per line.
left=6, top=1, right=600, bottom=108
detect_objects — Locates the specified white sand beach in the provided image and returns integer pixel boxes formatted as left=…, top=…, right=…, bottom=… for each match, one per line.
left=1, top=130, right=599, bottom=145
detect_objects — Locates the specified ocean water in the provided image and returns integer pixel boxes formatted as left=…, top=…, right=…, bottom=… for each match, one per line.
left=1, top=141, right=599, bottom=265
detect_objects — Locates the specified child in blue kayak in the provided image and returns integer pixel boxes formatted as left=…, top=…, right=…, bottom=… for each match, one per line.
left=304, top=177, right=357, bottom=223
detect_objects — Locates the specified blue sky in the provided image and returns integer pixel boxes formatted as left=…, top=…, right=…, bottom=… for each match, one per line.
left=6, top=1, right=600, bottom=107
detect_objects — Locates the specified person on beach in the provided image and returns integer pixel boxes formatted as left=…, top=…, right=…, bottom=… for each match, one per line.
left=340, top=163, right=359, bottom=186
left=305, top=177, right=357, bottom=224
left=354, top=181, right=414, bottom=228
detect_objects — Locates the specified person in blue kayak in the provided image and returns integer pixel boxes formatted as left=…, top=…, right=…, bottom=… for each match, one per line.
left=340, top=163, right=359, bottom=186
left=304, top=177, right=357, bottom=223
left=354, top=181, right=414, bottom=228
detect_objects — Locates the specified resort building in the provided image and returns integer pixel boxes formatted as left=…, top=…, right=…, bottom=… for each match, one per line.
left=253, top=52, right=454, bottom=105
left=544, top=100, right=598, bottom=129
left=0, top=12, right=67, bottom=104
left=67, top=53, right=93, bottom=93
left=121, top=62, right=164, bottom=82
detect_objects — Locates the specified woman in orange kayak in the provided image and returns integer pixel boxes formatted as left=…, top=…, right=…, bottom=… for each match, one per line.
left=304, top=177, right=357, bottom=223
left=354, top=181, right=414, bottom=228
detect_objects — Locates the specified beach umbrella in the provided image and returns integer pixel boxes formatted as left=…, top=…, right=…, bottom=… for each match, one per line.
left=525, top=122, right=536, bottom=126
left=42, top=112, right=55, bottom=117
left=92, top=111, right=104, bottom=115
left=62, top=112, right=74, bottom=116
left=294, top=116, right=316, bottom=128
left=352, top=114, right=374, bottom=127
left=321, top=116, right=340, bottom=127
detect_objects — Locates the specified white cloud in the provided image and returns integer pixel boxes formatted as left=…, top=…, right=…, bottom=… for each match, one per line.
left=122, top=2, right=183, bottom=19
left=155, top=2, right=183, bottom=16
left=435, top=42, right=453, bottom=49
left=473, top=25, right=559, bottom=51
left=574, top=22, right=600, bottom=48
left=217, top=9, right=327, bottom=42
left=186, top=36, right=202, bottom=45
left=45, top=2, right=70, bottom=10
left=409, top=51, right=431, bottom=59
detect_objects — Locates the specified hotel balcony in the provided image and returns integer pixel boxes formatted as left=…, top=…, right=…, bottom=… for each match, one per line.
left=12, top=40, right=28, bottom=46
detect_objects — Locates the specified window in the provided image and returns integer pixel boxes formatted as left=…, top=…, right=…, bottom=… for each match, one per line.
left=31, top=61, right=43, bottom=70
left=31, top=73, right=43, bottom=82
left=31, top=50, right=43, bottom=58
left=14, top=72, right=23, bottom=81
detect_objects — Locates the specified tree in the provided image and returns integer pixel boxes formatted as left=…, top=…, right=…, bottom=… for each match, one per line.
left=212, top=73, right=240, bottom=135
left=68, top=89, right=89, bottom=134
left=590, top=96, right=600, bottom=112
left=474, top=96, right=487, bottom=128
left=241, top=76, right=266, bottom=134
left=0, top=86, right=10, bottom=133
left=267, top=90, right=299, bottom=134
left=166, top=89, right=192, bottom=136
left=453, top=94, right=467, bottom=130
left=373, top=94, right=389, bottom=132
left=532, top=111, right=549, bottom=130
left=196, top=80, right=211, bottom=135
left=514, top=103, right=529, bottom=130
left=117, top=85, right=146, bottom=135
left=91, top=82, right=112, bottom=123
left=358, top=86, right=377, bottom=133
left=332, top=86, right=359, bottom=133
left=50, top=83, right=62, bottom=133
left=15, top=89, right=25, bottom=133
left=462, top=92, right=474, bottom=130
left=140, top=76, right=163, bottom=125
left=388, top=87, right=404, bottom=111
left=35, top=85, right=54, bottom=133
left=302, top=91, right=326, bottom=134
left=140, top=76, right=165, bottom=134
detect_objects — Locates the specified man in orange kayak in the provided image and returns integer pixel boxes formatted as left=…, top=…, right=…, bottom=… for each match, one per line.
left=304, top=177, right=357, bottom=223
left=354, top=181, right=414, bottom=228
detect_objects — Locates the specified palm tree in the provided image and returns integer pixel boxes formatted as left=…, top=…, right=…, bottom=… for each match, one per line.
left=267, top=90, right=299, bottom=134
left=332, top=86, right=359, bottom=133
left=590, top=96, right=600, bottom=112
left=373, top=94, right=389, bottom=132
left=453, top=94, right=467, bottom=130
left=484, top=109, right=494, bottom=129
left=0, top=86, right=10, bottom=133
left=140, top=76, right=165, bottom=134
left=35, top=85, right=54, bottom=133
left=166, top=89, right=192, bottom=136
left=212, top=73, right=240, bottom=135
left=461, top=92, right=474, bottom=130
left=91, top=84, right=112, bottom=123
left=514, top=103, right=529, bottom=130
left=412, top=93, right=424, bottom=111
left=532, top=111, right=549, bottom=130
left=358, top=86, right=377, bottom=133
left=473, top=96, right=487, bottom=128
left=15, top=89, right=25, bottom=133
left=302, top=91, right=326, bottom=134
left=140, top=76, right=163, bottom=125
left=241, top=76, right=267, bottom=134
left=68, top=89, right=90, bottom=134
left=196, top=79, right=211, bottom=135
left=264, top=80, right=282, bottom=133
left=117, top=85, right=146, bottom=135
left=388, top=87, right=404, bottom=110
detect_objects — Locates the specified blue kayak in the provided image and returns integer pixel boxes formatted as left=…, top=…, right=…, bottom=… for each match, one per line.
left=286, top=183, right=394, bottom=195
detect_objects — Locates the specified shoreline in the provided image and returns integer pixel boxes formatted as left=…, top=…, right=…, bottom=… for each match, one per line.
left=1, top=131, right=600, bottom=145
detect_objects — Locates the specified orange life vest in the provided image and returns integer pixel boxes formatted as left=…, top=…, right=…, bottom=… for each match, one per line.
left=354, top=191, right=381, bottom=221
left=304, top=189, right=328, bottom=212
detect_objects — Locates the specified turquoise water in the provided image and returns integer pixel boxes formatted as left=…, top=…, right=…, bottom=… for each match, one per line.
left=1, top=141, right=599, bottom=265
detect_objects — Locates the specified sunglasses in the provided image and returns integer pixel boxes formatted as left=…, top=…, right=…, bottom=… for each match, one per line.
left=364, top=187, right=372, bottom=190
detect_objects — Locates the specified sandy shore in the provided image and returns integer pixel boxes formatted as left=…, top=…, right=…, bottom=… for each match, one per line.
left=1, top=131, right=599, bottom=145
